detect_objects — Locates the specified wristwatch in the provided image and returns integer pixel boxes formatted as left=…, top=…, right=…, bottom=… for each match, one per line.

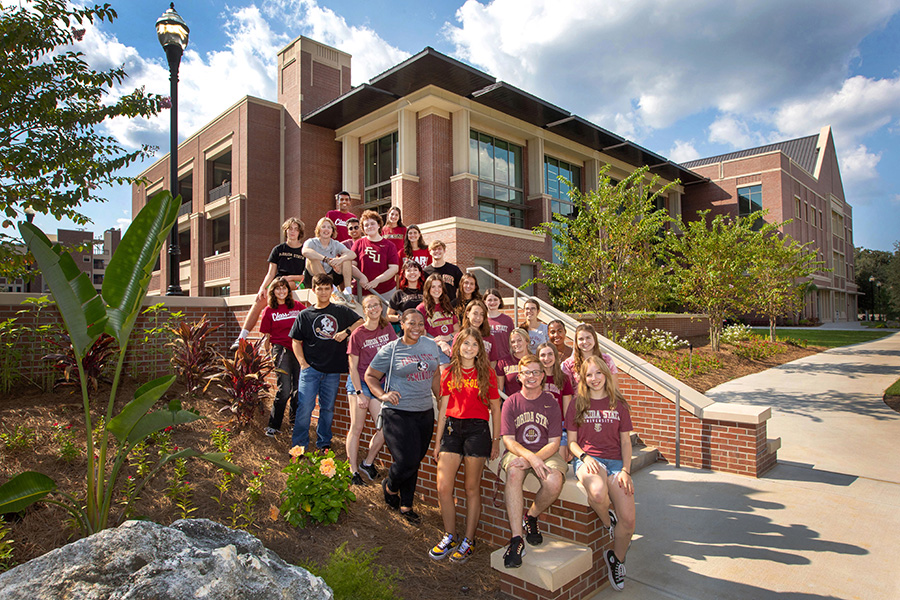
left=579, top=452, right=588, bottom=462
left=351, top=390, right=362, bottom=395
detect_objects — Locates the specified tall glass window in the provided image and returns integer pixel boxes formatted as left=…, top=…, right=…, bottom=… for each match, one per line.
left=470, top=130, right=524, bottom=228
left=737, top=185, right=762, bottom=217
left=544, top=156, right=581, bottom=219
left=364, top=131, right=398, bottom=214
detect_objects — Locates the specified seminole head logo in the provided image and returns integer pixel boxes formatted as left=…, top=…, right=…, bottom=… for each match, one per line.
left=313, top=314, right=338, bottom=340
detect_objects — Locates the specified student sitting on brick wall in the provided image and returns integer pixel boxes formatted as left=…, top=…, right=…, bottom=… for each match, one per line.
left=566, top=355, right=636, bottom=592
left=499, top=354, right=566, bottom=569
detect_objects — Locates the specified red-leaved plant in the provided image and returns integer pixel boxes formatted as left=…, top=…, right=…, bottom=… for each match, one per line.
left=206, top=339, right=276, bottom=426
left=167, top=316, right=221, bottom=396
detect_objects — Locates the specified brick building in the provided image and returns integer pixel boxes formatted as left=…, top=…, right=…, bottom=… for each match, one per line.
left=681, top=126, right=857, bottom=323
left=132, top=37, right=703, bottom=297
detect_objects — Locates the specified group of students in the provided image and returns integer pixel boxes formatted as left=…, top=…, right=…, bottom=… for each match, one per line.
left=247, top=191, right=636, bottom=592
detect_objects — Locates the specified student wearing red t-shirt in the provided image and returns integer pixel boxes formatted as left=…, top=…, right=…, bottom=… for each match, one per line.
left=351, top=210, right=400, bottom=299
left=259, top=277, right=305, bottom=437
left=403, top=224, right=431, bottom=268
left=381, top=206, right=406, bottom=256
left=326, top=190, right=357, bottom=243
left=566, top=355, right=635, bottom=592
left=429, top=327, right=501, bottom=563
left=416, top=273, right=459, bottom=356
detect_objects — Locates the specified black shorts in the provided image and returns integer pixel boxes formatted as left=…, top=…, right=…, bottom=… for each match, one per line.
left=304, top=269, right=345, bottom=289
left=439, top=416, right=491, bottom=458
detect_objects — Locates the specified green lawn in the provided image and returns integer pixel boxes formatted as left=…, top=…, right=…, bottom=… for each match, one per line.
left=886, top=377, right=900, bottom=397
left=750, top=328, right=895, bottom=348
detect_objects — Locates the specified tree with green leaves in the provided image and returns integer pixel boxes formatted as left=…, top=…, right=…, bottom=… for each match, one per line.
left=747, top=224, right=822, bottom=341
left=530, top=166, right=676, bottom=338
left=668, top=210, right=761, bottom=352
left=855, top=246, right=897, bottom=320
left=0, top=0, right=165, bottom=279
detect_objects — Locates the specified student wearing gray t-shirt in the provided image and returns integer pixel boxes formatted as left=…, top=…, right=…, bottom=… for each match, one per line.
left=302, top=217, right=355, bottom=300
left=366, top=309, right=448, bottom=524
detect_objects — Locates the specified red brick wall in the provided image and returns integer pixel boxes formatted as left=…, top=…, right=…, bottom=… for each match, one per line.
left=414, top=113, right=453, bottom=223
left=574, top=313, right=710, bottom=339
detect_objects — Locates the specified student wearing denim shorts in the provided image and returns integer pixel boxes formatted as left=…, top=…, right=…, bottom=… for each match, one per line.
left=428, top=327, right=501, bottom=564
left=566, top=355, right=636, bottom=592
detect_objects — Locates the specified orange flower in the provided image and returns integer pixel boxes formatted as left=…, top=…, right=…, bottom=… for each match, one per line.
left=269, top=505, right=280, bottom=521
left=319, top=457, right=336, bottom=478
left=289, top=445, right=305, bottom=458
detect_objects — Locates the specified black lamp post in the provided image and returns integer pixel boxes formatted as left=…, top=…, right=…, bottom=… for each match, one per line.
left=24, top=206, right=35, bottom=293
left=157, top=3, right=189, bottom=296
left=869, top=275, right=876, bottom=321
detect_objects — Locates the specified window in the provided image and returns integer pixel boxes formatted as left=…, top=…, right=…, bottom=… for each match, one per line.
left=472, top=258, right=496, bottom=292
left=82, top=255, right=90, bottom=263
left=93, top=274, right=103, bottom=285
left=208, top=284, right=230, bottom=297
left=208, top=153, right=231, bottom=203
left=832, top=211, right=844, bottom=239
left=178, top=229, right=191, bottom=263
left=520, top=264, right=535, bottom=296
left=737, top=185, right=762, bottom=217
left=545, top=156, right=581, bottom=219
left=794, top=196, right=801, bottom=220
left=470, top=130, right=524, bottom=228
left=364, top=132, right=398, bottom=214
left=211, top=216, right=229, bottom=255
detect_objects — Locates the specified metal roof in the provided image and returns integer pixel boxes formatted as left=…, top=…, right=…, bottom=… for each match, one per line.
left=302, top=47, right=706, bottom=186
left=681, top=134, right=820, bottom=176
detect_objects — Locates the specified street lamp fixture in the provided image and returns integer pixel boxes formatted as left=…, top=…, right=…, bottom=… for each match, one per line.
left=24, top=206, right=36, bottom=293
left=157, top=3, right=189, bottom=296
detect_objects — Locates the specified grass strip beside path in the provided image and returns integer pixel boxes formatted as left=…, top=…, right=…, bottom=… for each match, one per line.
left=751, top=328, right=895, bottom=348
left=886, top=377, right=900, bottom=397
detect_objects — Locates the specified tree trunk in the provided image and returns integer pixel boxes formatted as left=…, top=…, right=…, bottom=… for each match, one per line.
left=769, top=317, right=776, bottom=342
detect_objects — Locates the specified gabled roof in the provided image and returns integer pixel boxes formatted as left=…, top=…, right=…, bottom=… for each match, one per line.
left=302, top=48, right=706, bottom=186
left=681, top=133, right=820, bottom=176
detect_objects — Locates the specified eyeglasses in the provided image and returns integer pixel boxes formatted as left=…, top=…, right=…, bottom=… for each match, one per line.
left=520, top=369, right=542, bottom=377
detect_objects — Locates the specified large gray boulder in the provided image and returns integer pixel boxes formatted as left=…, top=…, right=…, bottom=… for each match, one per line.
left=0, top=518, right=332, bottom=600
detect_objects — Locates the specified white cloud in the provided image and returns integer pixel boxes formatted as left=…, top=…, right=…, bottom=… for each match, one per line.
left=116, top=217, right=132, bottom=232
left=262, top=0, right=409, bottom=84
left=708, top=115, right=766, bottom=149
left=445, top=0, right=900, bottom=137
left=668, top=140, right=700, bottom=163
left=840, top=144, right=882, bottom=182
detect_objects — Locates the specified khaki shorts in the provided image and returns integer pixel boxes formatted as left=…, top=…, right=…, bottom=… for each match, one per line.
left=501, top=451, right=568, bottom=481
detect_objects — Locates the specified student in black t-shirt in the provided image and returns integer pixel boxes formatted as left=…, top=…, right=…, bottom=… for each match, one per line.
left=423, top=239, right=463, bottom=304
left=290, top=273, right=363, bottom=452
left=233, top=218, right=306, bottom=349
left=388, top=259, right=426, bottom=327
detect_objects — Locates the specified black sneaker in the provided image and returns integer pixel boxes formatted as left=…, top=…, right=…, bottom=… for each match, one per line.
left=382, top=479, right=400, bottom=510
left=608, top=509, right=618, bottom=541
left=523, top=514, right=543, bottom=545
left=359, top=462, right=379, bottom=481
left=605, top=550, right=626, bottom=591
left=399, top=509, right=421, bottom=525
left=503, top=536, right=526, bottom=568
left=350, top=472, right=365, bottom=486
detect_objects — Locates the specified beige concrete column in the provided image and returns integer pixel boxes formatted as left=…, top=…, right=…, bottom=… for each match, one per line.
left=451, top=108, right=471, bottom=176
left=584, top=158, right=602, bottom=192
left=398, top=108, right=417, bottom=177
left=526, top=137, right=544, bottom=197
left=341, top=134, right=360, bottom=197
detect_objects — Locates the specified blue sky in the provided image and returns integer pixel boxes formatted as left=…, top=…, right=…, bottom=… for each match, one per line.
left=19, top=0, right=900, bottom=252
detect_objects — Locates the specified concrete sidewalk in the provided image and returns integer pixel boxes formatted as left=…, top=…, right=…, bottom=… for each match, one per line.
left=591, top=462, right=900, bottom=600
left=706, top=331, right=900, bottom=482
left=588, top=332, right=900, bottom=599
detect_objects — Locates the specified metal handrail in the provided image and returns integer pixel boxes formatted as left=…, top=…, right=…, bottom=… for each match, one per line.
left=467, top=266, right=681, bottom=467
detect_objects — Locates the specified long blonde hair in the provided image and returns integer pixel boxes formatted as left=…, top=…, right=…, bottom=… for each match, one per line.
left=508, top=327, right=531, bottom=358
left=573, top=355, right=627, bottom=426
left=449, top=327, right=492, bottom=405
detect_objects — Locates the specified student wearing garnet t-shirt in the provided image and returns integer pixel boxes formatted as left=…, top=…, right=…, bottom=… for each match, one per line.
left=460, top=299, right=499, bottom=369
left=416, top=274, right=459, bottom=356
left=346, top=295, right=397, bottom=484
left=496, top=328, right=531, bottom=397
left=566, top=355, right=635, bottom=592
left=537, top=342, right=575, bottom=461
left=428, top=328, right=501, bottom=562
left=259, top=277, right=305, bottom=436
left=326, top=190, right=357, bottom=243
left=381, top=206, right=406, bottom=256
left=484, top=288, right=514, bottom=361
left=341, top=217, right=363, bottom=249
left=499, top=355, right=566, bottom=569
left=351, top=210, right=400, bottom=299
left=423, top=240, right=463, bottom=304
left=403, top=225, right=431, bottom=268
left=561, top=323, right=618, bottom=390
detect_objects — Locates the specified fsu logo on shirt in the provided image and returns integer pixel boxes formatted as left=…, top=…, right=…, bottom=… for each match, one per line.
left=313, top=315, right=338, bottom=340
left=363, top=246, right=382, bottom=264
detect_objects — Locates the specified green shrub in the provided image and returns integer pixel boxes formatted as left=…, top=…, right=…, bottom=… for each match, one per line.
left=0, top=425, right=38, bottom=451
left=280, top=449, right=355, bottom=527
left=620, top=328, right=688, bottom=353
left=652, top=352, right=721, bottom=379
left=731, top=338, right=785, bottom=361
left=304, top=542, right=401, bottom=600
left=0, top=517, right=14, bottom=572
left=721, top=323, right=755, bottom=344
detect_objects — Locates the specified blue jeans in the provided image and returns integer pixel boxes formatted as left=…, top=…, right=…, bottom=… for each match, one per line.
left=291, top=366, right=341, bottom=450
